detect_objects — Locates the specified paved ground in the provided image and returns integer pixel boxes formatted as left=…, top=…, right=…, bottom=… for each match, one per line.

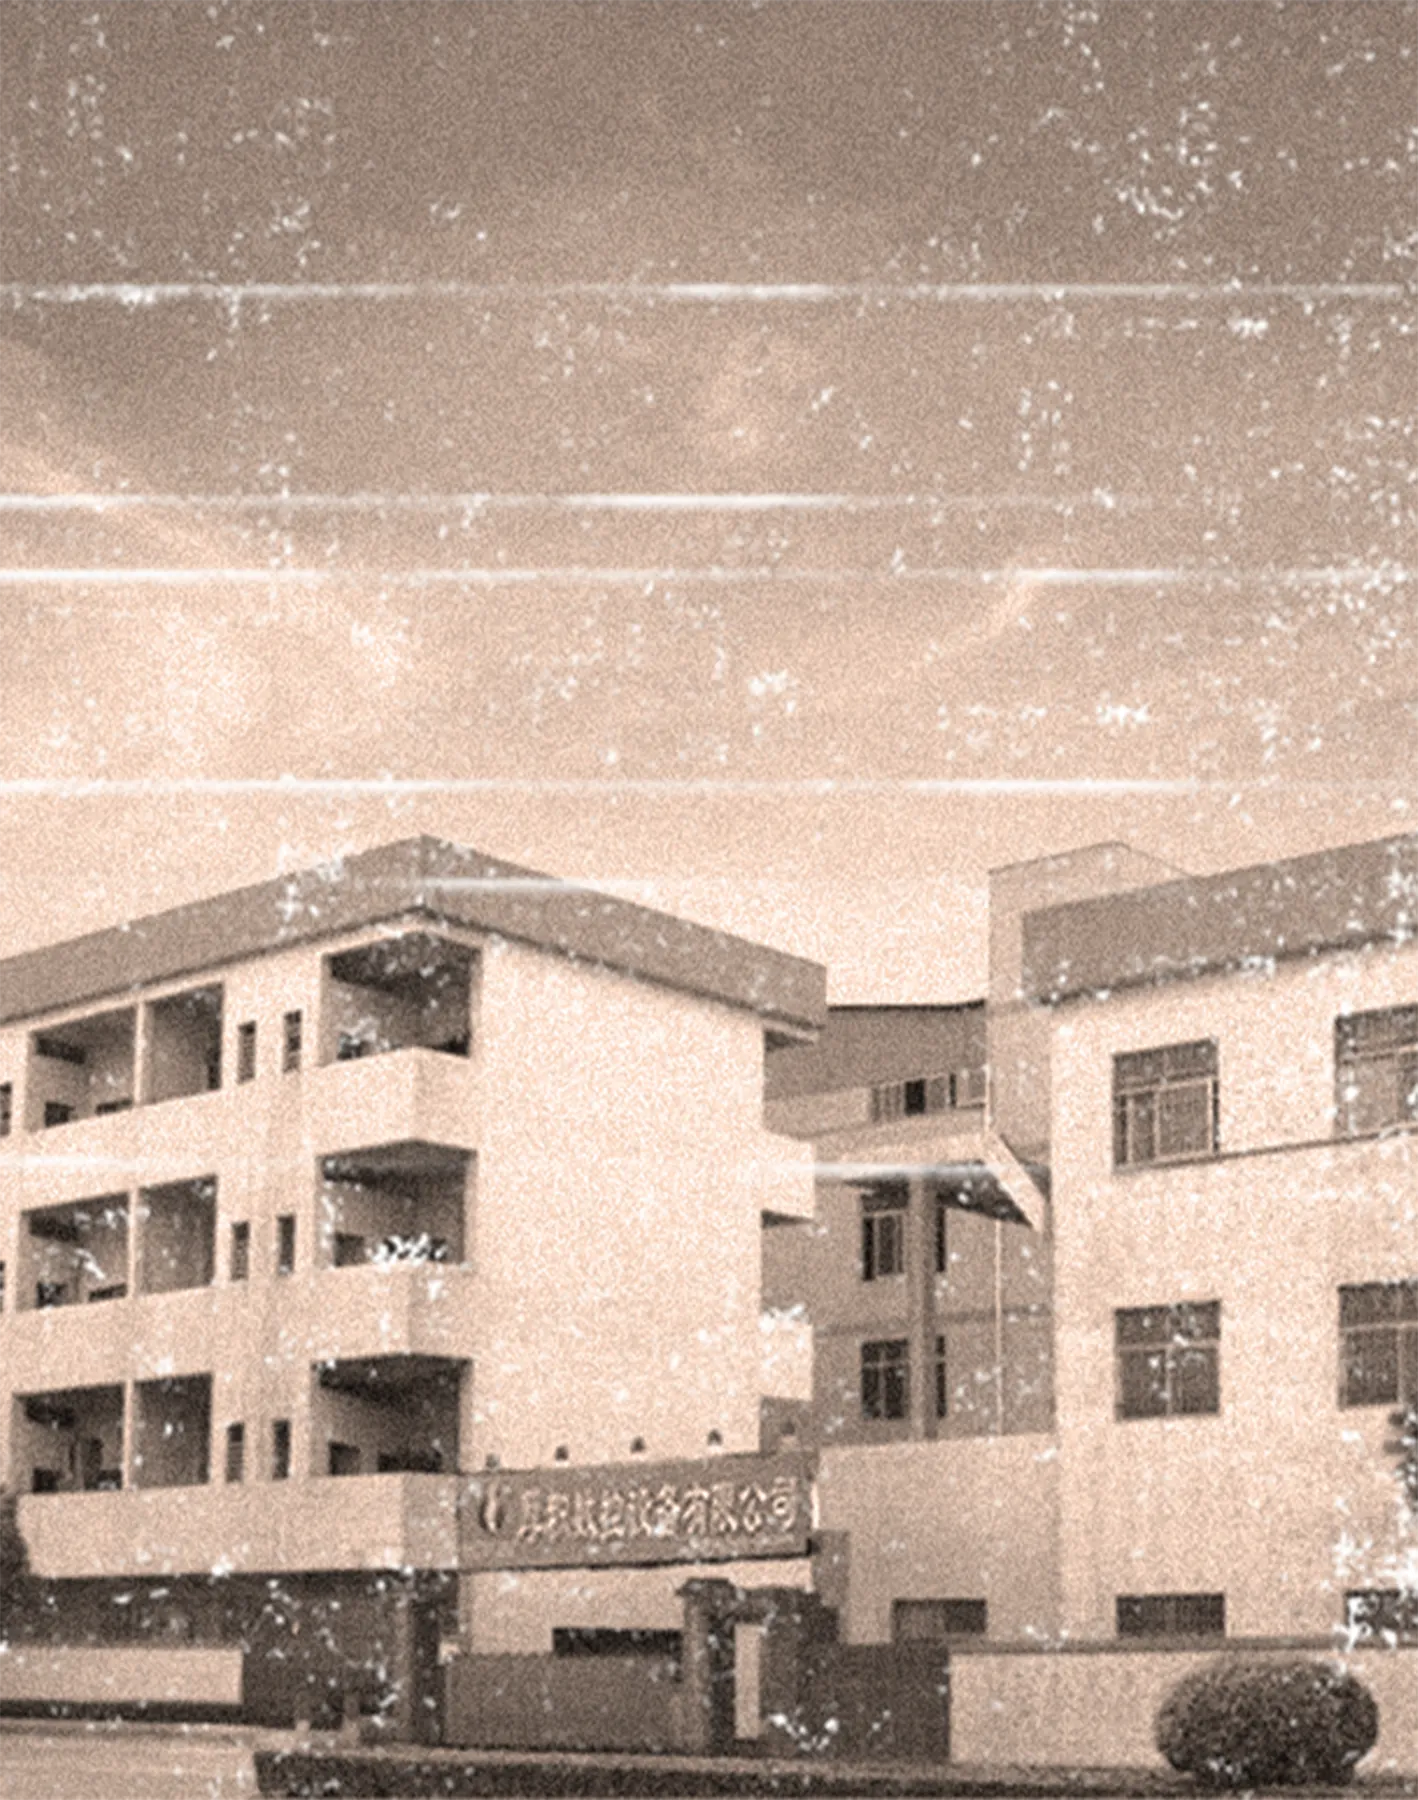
left=0, top=1722, right=262, bottom=1799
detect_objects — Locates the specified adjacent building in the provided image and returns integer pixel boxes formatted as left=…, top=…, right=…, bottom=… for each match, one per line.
left=763, top=834, right=1418, bottom=1766
left=0, top=837, right=823, bottom=1724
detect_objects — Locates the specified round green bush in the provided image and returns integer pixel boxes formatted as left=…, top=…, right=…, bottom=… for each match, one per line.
left=1156, top=1656, right=1378, bottom=1788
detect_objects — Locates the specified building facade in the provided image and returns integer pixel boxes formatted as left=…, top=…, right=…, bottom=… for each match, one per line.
left=0, top=837, right=824, bottom=1724
left=763, top=834, right=1418, bottom=1765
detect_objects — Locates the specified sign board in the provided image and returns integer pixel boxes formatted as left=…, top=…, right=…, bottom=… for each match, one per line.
left=459, top=1451, right=813, bottom=1570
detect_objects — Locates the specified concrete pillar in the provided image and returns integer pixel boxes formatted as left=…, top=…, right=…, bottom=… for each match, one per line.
left=677, top=1578, right=738, bottom=1756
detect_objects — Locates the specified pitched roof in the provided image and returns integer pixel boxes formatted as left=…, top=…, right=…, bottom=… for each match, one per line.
left=0, top=837, right=827, bottom=1033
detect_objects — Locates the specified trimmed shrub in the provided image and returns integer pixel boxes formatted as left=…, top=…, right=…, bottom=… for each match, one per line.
left=1156, top=1656, right=1378, bottom=1788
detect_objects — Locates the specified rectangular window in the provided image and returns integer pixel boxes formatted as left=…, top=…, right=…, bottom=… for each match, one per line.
left=282, top=1010, right=303, bottom=1073
left=870, top=1075, right=950, bottom=1124
left=1117, top=1593, right=1226, bottom=1638
left=1113, top=1040, right=1219, bottom=1167
left=0, top=1082, right=11, bottom=1137
left=1346, top=1589, right=1418, bottom=1643
left=892, top=1598, right=988, bottom=1641
left=275, top=1215, right=296, bottom=1276
left=1340, top=1280, right=1418, bottom=1407
left=861, top=1338, right=910, bottom=1421
left=236, top=1022, right=257, bottom=1083
left=861, top=1185, right=908, bottom=1281
left=0, top=1261, right=6, bottom=1310
left=934, top=1333, right=948, bottom=1419
left=43, top=1101, right=74, bottom=1129
left=224, top=1423, right=245, bottom=1484
left=1116, top=1301, right=1221, bottom=1418
left=1336, top=1007, right=1418, bottom=1136
left=229, top=1221, right=250, bottom=1283
left=271, top=1418, right=291, bottom=1481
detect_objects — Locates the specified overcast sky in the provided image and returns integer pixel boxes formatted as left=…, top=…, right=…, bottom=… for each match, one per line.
left=2, top=0, right=1414, bottom=999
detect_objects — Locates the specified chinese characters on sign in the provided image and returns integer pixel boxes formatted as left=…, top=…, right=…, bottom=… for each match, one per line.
left=461, top=1453, right=813, bottom=1569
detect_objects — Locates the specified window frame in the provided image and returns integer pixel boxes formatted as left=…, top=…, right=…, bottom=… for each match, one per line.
left=1336, top=1006, right=1418, bottom=1137
left=861, top=1337, right=910, bottom=1422
left=236, top=1021, right=257, bottom=1084
left=860, top=1184, right=908, bottom=1282
left=1112, top=1039, right=1219, bottom=1169
left=275, top=1214, right=296, bottom=1277
left=282, top=1009, right=303, bottom=1074
left=1116, top=1592, right=1226, bottom=1639
left=1339, top=1280, right=1418, bottom=1408
left=1115, top=1300, right=1221, bottom=1420
left=224, top=1422, right=245, bottom=1484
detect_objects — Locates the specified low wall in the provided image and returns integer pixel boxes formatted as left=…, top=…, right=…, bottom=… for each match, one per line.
left=0, top=1644, right=242, bottom=1709
left=444, top=1654, right=684, bottom=1752
left=950, top=1643, right=1418, bottom=1774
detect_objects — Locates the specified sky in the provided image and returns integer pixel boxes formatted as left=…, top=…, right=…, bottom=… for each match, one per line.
left=1, top=0, right=1414, bottom=1000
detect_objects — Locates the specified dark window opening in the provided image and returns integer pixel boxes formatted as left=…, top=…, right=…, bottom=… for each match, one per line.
left=225, top=1423, right=245, bottom=1484
left=0, top=1083, right=11, bottom=1137
left=1336, top=1007, right=1418, bottom=1136
left=283, top=1010, right=303, bottom=1073
left=1340, top=1280, right=1418, bottom=1408
left=1116, top=1302, right=1220, bottom=1418
left=276, top=1215, right=296, bottom=1276
left=1346, top=1588, right=1418, bottom=1642
left=236, top=1022, right=257, bottom=1084
left=861, top=1185, right=907, bottom=1282
left=1117, top=1593, right=1225, bottom=1638
left=271, top=1419, right=291, bottom=1481
left=553, top=1629, right=682, bottom=1665
left=1113, top=1040, right=1219, bottom=1167
left=893, top=1598, right=988, bottom=1641
left=862, top=1338, right=910, bottom=1421
left=43, top=1102, right=74, bottom=1129
left=230, top=1221, right=250, bottom=1283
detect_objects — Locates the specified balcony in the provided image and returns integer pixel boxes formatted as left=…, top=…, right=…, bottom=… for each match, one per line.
left=305, top=1046, right=480, bottom=1155
left=297, top=1262, right=478, bottom=1363
left=16, top=1471, right=460, bottom=1579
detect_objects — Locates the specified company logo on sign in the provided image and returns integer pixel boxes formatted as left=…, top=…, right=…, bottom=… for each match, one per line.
left=461, top=1452, right=813, bottom=1569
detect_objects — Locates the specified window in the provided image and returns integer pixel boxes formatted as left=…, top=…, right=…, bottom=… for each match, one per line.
left=1113, top=1040, right=1218, bottom=1167
left=1340, top=1280, right=1418, bottom=1407
left=861, top=1338, right=910, bottom=1421
left=276, top=1215, right=296, bottom=1276
left=934, top=1333, right=948, bottom=1419
left=870, top=1074, right=949, bottom=1124
left=1117, top=1593, right=1225, bottom=1638
left=282, top=1010, right=303, bottom=1074
left=43, top=1101, right=74, bottom=1129
left=1345, top=1589, right=1418, bottom=1643
left=893, top=1598, right=988, bottom=1641
left=1336, top=1007, right=1418, bottom=1136
left=36, top=1035, right=86, bottom=1065
left=236, top=1022, right=257, bottom=1083
left=861, top=1185, right=907, bottom=1281
left=0, top=1082, right=11, bottom=1137
left=1116, top=1302, right=1221, bottom=1418
left=229, top=1221, right=250, bottom=1283
left=224, top=1423, right=245, bottom=1484
left=271, top=1418, right=291, bottom=1481
left=553, top=1629, right=682, bottom=1664
left=0, top=1261, right=6, bottom=1309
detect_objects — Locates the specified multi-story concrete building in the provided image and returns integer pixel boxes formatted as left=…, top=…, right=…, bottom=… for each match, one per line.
left=764, top=835, right=1418, bottom=1767
left=0, top=837, right=823, bottom=1726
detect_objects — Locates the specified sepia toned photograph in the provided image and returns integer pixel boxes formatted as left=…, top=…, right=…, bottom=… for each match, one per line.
left=0, top=2, right=1414, bottom=1795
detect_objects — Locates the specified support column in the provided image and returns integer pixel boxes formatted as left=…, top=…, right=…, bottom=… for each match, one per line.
left=907, top=1174, right=934, bottom=1440
left=678, top=1579, right=738, bottom=1756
